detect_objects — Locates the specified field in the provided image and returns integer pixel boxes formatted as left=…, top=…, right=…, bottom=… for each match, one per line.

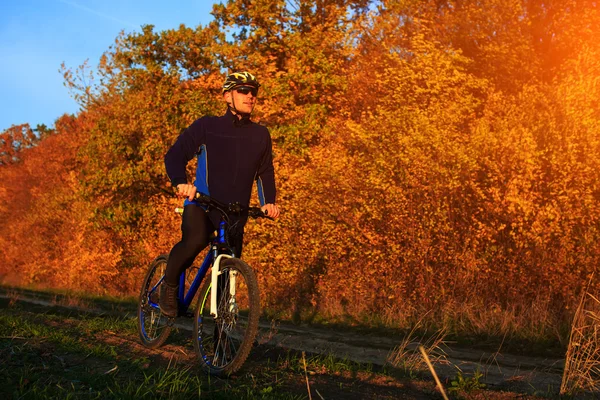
left=0, top=286, right=577, bottom=399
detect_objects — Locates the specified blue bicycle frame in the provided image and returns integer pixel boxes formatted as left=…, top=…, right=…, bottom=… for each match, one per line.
left=144, top=193, right=267, bottom=316
left=175, top=220, right=233, bottom=314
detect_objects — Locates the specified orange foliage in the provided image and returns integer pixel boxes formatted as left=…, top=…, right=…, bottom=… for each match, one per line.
left=0, top=123, right=36, bottom=165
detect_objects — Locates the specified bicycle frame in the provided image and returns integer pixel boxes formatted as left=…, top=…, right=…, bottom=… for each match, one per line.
left=175, top=219, right=235, bottom=317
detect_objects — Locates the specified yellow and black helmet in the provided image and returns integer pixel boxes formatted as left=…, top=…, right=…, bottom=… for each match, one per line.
left=222, top=71, right=261, bottom=94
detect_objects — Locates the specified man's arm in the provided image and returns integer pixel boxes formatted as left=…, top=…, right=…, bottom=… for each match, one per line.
left=164, top=120, right=205, bottom=190
left=256, top=130, right=279, bottom=218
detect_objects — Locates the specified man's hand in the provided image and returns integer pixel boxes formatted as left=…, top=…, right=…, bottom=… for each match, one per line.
left=176, top=184, right=197, bottom=201
left=261, top=203, right=280, bottom=219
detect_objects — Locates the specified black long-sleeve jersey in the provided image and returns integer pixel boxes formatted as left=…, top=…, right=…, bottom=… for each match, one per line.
left=164, top=109, right=276, bottom=207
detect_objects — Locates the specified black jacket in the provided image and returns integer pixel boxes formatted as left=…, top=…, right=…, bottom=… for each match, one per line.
left=165, top=109, right=276, bottom=207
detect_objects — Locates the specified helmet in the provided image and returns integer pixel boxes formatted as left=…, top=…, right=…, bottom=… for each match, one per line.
left=222, top=71, right=261, bottom=94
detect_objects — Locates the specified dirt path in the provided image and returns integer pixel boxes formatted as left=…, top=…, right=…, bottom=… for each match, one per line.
left=0, top=289, right=565, bottom=397
left=261, top=321, right=564, bottom=395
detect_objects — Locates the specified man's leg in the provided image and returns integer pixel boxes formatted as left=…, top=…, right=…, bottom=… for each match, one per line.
left=228, top=217, right=246, bottom=258
left=160, top=205, right=214, bottom=317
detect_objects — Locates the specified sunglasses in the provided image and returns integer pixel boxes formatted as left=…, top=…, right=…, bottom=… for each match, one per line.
left=234, top=86, right=258, bottom=96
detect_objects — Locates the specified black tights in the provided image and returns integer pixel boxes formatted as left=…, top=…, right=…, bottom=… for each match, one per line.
left=165, top=204, right=244, bottom=286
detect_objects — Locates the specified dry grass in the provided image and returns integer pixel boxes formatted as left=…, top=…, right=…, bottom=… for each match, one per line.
left=419, top=345, right=450, bottom=400
left=386, top=313, right=449, bottom=372
left=6, top=288, right=21, bottom=307
left=256, top=319, right=280, bottom=345
left=438, top=294, right=563, bottom=345
left=561, top=278, right=600, bottom=396
left=320, top=290, right=565, bottom=349
left=51, top=294, right=93, bottom=310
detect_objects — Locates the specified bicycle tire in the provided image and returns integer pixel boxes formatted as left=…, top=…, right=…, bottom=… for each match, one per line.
left=193, top=258, right=261, bottom=376
left=137, top=254, right=173, bottom=348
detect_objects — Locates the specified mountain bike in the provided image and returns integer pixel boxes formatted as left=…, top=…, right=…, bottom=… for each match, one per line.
left=137, top=192, right=269, bottom=376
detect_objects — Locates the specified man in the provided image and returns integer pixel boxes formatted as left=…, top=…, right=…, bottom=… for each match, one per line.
left=160, top=71, right=280, bottom=317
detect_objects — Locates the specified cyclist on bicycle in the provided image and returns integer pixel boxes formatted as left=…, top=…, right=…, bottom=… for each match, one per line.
left=160, top=71, right=280, bottom=317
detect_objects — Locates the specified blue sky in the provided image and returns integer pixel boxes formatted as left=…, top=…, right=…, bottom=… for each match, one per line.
left=0, top=0, right=217, bottom=132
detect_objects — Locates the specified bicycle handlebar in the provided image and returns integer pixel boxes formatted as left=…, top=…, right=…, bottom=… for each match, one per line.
left=193, top=192, right=273, bottom=220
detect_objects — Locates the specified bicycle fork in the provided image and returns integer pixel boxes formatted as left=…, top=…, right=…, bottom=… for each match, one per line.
left=211, top=254, right=234, bottom=318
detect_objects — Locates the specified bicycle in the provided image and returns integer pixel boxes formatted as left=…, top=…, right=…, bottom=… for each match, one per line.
left=137, top=192, right=270, bottom=376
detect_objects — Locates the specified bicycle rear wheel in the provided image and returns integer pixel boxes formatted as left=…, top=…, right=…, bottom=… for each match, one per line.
left=193, top=258, right=260, bottom=376
left=138, top=254, right=173, bottom=348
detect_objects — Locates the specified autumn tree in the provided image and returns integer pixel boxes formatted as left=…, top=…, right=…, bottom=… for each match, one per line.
left=0, top=124, right=37, bottom=165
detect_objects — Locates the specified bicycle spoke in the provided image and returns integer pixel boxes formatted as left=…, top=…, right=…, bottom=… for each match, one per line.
left=138, top=255, right=173, bottom=348
left=194, top=259, right=260, bottom=375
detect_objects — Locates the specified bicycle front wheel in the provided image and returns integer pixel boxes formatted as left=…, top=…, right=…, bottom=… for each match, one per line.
left=138, top=254, right=173, bottom=348
left=193, top=258, right=260, bottom=376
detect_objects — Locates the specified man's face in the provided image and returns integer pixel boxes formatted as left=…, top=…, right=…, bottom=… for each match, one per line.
left=225, top=86, right=257, bottom=114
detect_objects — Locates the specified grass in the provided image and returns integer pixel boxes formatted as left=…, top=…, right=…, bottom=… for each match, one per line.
left=0, top=296, right=438, bottom=399
left=3, top=284, right=138, bottom=312
left=307, top=287, right=573, bottom=359
left=275, top=304, right=567, bottom=362
left=279, top=351, right=368, bottom=375
left=0, top=286, right=560, bottom=399
left=0, top=300, right=283, bottom=399
left=561, top=281, right=600, bottom=397
left=4, top=284, right=568, bottom=357
left=386, top=312, right=448, bottom=375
